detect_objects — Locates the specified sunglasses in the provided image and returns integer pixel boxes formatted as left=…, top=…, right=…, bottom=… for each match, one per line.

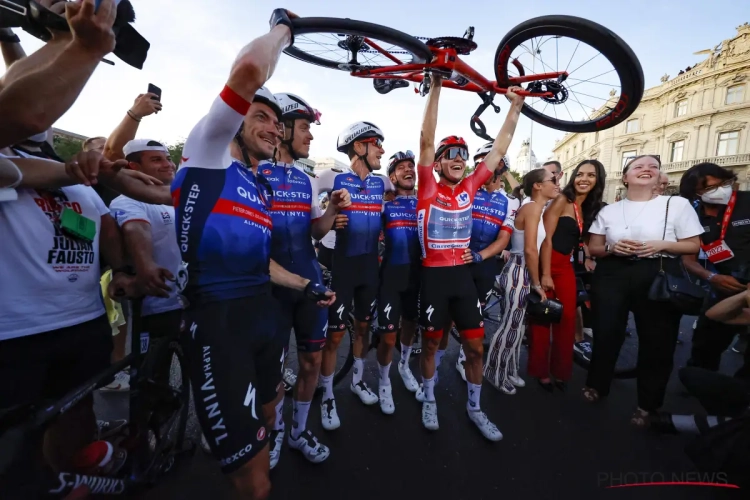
left=442, top=147, right=469, bottom=161
left=543, top=176, right=559, bottom=185
left=361, top=137, right=383, bottom=148
left=391, top=150, right=415, bottom=162
left=696, top=177, right=736, bottom=195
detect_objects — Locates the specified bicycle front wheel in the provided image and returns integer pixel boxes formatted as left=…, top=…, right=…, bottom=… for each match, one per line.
left=495, top=15, right=644, bottom=133
left=284, top=17, right=433, bottom=71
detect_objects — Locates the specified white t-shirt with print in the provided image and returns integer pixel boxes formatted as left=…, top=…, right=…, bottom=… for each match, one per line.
left=0, top=185, right=109, bottom=340
left=110, top=196, right=183, bottom=317
left=589, top=195, right=704, bottom=254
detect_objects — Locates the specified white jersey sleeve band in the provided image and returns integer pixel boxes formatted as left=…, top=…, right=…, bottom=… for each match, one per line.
left=0, top=156, right=23, bottom=189
left=179, top=85, right=250, bottom=170
left=110, top=195, right=150, bottom=226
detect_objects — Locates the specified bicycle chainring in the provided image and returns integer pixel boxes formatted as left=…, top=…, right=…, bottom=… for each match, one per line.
left=337, top=35, right=370, bottom=56
left=527, top=80, right=569, bottom=105
left=424, top=36, right=477, bottom=55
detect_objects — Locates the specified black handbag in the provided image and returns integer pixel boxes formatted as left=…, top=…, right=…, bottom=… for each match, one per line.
left=526, top=292, right=563, bottom=324
left=647, top=196, right=706, bottom=315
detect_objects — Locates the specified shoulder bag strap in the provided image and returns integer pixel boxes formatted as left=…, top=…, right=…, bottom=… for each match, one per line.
left=658, top=196, right=673, bottom=272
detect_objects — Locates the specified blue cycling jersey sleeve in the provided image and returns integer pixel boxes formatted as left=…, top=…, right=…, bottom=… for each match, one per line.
left=469, top=189, right=509, bottom=252
left=172, top=88, right=273, bottom=305
left=382, top=196, right=419, bottom=266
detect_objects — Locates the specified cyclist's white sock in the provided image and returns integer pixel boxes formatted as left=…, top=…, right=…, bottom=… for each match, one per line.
left=352, top=357, right=364, bottom=385
left=274, top=399, right=284, bottom=431
left=400, top=342, right=412, bottom=361
left=378, top=362, right=391, bottom=387
left=291, top=400, right=310, bottom=440
left=320, top=374, right=334, bottom=401
left=467, top=382, right=482, bottom=412
left=435, top=349, right=446, bottom=369
left=423, top=375, right=436, bottom=402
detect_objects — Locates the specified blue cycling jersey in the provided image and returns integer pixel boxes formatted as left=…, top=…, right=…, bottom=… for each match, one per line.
left=317, top=168, right=390, bottom=257
left=469, top=188, right=509, bottom=252
left=257, top=161, right=322, bottom=278
left=382, top=195, right=419, bottom=266
left=172, top=88, right=273, bottom=305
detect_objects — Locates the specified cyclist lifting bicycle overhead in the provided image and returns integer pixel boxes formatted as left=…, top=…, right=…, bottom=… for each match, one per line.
left=171, top=9, right=334, bottom=500
left=414, top=71, right=525, bottom=440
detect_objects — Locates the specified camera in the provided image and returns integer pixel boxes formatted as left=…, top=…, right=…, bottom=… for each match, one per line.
left=0, top=0, right=149, bottom=69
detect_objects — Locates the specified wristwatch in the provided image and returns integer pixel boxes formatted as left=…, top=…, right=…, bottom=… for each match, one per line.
left=706, top=272, right=718, bottom=282
left=605, top=244, right=612, bottom=254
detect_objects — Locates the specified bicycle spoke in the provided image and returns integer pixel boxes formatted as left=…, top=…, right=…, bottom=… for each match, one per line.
left=564, top=40, right=581, bottom=73
left=567, top=52, right=602, bottom=78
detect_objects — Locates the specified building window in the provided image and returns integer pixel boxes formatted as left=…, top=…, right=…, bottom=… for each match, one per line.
left=670, top=140, right=685, bottom=162
left=674, top=99, right=688, bottom=117
left=717, top=131, right=739, bottom=156
left=581, top=139, right=586, bottom=151
left=566, top=149, right=570, bottom=160
left=726, top=85, right=745, bottom=105
left=573, top=145, right=577, bottom=157
left=594, top=131, right=599, bottom=143
left=626, top=119, right=640, bottom=134
left=622, top=150, right=638, bottom=169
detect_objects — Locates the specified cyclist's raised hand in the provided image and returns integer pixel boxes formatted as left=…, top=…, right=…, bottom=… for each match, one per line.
left=330, top=188, right=351, bottom=211
left=505, top=86, right=525, bottom=105
left=334, top=214, right=348, bottom=229
left=65, top=150, right=127, bottom=186
left=130, top=93, right=163, bottom=120
left=66, top=0, right=117, bottom=56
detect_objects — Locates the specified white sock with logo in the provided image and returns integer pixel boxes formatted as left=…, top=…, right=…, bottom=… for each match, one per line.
left=320, top=374, right=334, bottom=401
left=435, top=349, right=446, bottom=369
left=274, top=399, right=284, bottom=431
left=400, top=342, right=412, bottom=362
left=352, top=357, right=365, bottom=385
left=291, top=400, right=310, bottom=440
left=379, top=362, right=391, bottom=387
left=423, top=375, right=436, bottom=402
left=467, top=382, right=482, bottom=412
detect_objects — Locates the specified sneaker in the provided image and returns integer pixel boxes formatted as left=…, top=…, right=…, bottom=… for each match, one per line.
left=467, top=410, right=503, bottom=442
left=282, top=368, right=297, bottom=393
left=422, top=401, right=439, bottom=431
left=574, top=341, right=592, bottom=362
left=379, top=385, right=395, bottom=415
left=320, top=398, right=340, bottom=431
left=269, top=429, right=284, bottom=470
left=499, top=380, right=516, bottom=395
left=398, top=360, right=419, bottom=392
left=508, top=375, right=526, bottom=388
left=96, top=419, right=127, bottom=440
left=455, top=348, right=467, bottom=382
left=100, top=370, right=130, bottom=392
left=350, top=380, right=378, bottom=405
left=582, top=327, right=593, bottom=337
left=415, top=384, right=426, bottom=403
left=288, top=430, right=330, bottom=464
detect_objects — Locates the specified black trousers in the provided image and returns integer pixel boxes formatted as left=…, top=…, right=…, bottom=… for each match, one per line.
left=587, top=257, right=683, bottom=411
left=689, top=293, right=749, bottom=379
left=679, top=367, right=750, bottom=416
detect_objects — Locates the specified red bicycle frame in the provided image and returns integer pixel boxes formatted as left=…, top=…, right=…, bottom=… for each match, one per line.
left=351, top=41, right=566, bottom=98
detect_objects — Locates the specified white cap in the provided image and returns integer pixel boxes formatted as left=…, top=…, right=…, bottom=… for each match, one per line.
left=123, top=138, right=168, bottom=158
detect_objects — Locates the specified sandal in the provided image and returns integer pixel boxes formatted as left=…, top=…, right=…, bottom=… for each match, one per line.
left=630, top=408, right=650, bottom=428
left=581, top=386, right=599, bottom=402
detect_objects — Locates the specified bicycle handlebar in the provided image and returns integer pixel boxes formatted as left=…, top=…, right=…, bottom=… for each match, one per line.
left=470, top=92, right=501, bottom=142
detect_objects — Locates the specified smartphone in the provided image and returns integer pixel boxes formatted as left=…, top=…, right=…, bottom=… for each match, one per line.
left=147, top=84, right=162, bottom=101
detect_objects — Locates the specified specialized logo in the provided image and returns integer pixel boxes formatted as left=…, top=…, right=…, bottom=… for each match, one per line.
left=243, top=381, right=258, bottom=420
left=336, top=303, right=345, bottom=320
left=426, top=304, right=435, bottom=322
left=383, top=303, right=392, bottom=320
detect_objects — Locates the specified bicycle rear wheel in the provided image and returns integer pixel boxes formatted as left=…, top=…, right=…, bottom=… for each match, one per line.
left=284, top=17, right=432, bottom=71
left=494, top=15, right=644, bottom=133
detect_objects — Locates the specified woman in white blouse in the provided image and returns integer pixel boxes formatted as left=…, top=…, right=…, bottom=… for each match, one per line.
left=583, top=155, right=704, bottom=426
left=484, top=168, right=559, bottom=394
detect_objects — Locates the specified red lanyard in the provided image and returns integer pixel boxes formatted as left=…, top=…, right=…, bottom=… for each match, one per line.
left=572, top=202, right=583, bottom=235
left=701, top=191, right=736, bottom=249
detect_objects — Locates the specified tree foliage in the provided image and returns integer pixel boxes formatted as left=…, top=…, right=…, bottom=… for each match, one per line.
left=53, top=136, right=83, bottom=162
left=166, top=139, right=185, bottom=166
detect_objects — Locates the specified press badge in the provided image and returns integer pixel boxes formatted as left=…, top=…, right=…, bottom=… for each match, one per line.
left=60, top=206, right=96, bottom=243
left=702, top=239, right=735, bottom=264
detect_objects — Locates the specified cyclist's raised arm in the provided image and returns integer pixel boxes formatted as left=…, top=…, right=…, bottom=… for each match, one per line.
left=180, top=11, right=294, bottom=170
left=483, top=86, right=525, bottom=173
left=417, top=74, right=443, bottom=175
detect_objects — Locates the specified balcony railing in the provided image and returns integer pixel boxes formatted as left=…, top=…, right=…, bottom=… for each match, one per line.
left=662, top=153, right=750, bottom=173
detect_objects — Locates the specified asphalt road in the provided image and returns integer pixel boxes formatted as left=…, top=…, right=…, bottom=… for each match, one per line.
left=96, top=315, right=745, bottom=500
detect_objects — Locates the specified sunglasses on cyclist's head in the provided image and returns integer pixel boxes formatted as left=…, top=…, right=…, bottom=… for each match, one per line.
left=442, top=147, right=468, bottom=161
left=360, top=137, right=383, bottom=148
left=390, top=150, right=415, bottom=162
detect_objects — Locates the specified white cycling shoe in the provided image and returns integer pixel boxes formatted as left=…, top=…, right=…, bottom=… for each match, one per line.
left=422, top=401, right=439, bottom=431
left=455, top=348, right=467, bottom=382
left=509, top=375, right=526, bottom=388
left=320, top=397, right=341, bottom=431
left=288, top=430, right=330, bottom=464
left=269, top=429, right=284, bottom=469
left=379, top=385, right=395, bottom=415
left=351, top=380, right=379, bottom=405
left=398, top=360, right=419, bottom=392
left=415, top=384, right=425, bottom=403
left=467, top=410, right=503, bottom=442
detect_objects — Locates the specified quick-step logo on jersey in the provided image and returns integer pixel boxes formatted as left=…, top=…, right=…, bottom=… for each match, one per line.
left=470, top=190, right=508, bottom=252
left=383, top=196, right=419, bottom=266
left=426, top=205, right=472, bottom=250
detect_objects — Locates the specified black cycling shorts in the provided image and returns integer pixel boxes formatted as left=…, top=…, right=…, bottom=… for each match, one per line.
left=182, top=293, right=283, bottom=474
left=0, top=315, right=113, bottom=409
left=376, top=263, right=420, bottom=333
left=328, top=252, right=379, bottom=331
left=317, top=245, right=334, bottom=271
left=470, top=258, right=500, bottom=308
left=419, top=266, right=484, bottom=341
left=273, top=286, right=327, bottom=353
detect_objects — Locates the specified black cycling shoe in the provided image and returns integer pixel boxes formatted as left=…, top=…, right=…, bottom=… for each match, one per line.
left=537, top=379, right=554, bottom=393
